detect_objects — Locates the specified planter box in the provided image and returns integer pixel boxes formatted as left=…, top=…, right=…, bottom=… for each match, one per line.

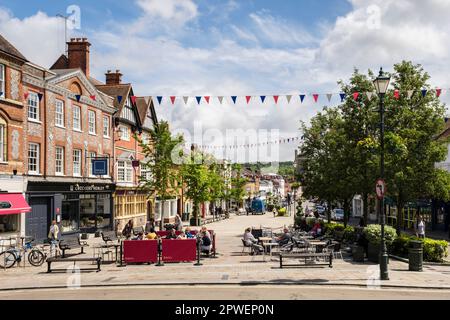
left=190, top=217, right=202, bottom=226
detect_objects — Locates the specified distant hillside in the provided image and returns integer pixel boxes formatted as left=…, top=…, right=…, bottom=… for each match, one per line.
left=239, top=162, right=295, bottom=179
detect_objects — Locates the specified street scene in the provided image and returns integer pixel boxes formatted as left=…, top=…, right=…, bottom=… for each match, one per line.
left=0, top=0, right=449, bottom=305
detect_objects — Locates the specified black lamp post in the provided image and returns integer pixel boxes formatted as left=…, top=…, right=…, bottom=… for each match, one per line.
left=373, top=67, right=391, bottom=281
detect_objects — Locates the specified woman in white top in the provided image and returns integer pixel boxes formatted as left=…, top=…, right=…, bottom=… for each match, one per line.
left=416, top=215, right=425, bottom=239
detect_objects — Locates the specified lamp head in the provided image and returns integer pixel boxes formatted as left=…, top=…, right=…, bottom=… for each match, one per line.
left=373, top=67, right=391, bottom=95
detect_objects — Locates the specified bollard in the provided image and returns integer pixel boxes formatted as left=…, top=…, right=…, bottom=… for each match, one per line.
left=194, top=238, right=203, bottom=266
left=155, top=239, right=164, bottom=267
left=408, top=240, right=423, bottom=272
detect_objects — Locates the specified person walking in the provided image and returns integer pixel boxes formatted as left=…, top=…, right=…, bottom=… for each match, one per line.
left=416, top=215, right=425, bottom=239
left=48, top=220, right=59, bottom=257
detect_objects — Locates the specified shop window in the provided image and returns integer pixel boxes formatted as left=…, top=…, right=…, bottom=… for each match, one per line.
left=96, top=194, right=111, bottom=229
left=0, top=214, right=19, bottom=234
left=61, top=200, right=79, bottom=233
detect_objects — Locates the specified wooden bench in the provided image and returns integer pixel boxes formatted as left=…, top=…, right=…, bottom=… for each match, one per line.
left=46, top=257, right=102, bottom=273
left=59, top=236, right=89, bottom=258
left=279, top=252, right=333, bottom=268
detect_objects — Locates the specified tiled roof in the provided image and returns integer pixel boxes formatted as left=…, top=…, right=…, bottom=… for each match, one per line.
left=0, top=34, right=27, bottom=61
left=95, top=83, right=131, bottom=114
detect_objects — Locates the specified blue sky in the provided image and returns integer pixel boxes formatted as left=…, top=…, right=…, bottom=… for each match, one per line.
left=0, top=0, right=449, bottom=162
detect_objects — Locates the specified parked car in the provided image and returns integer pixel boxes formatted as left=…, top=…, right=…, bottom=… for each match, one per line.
left=332, top=209, right=345, bottom=221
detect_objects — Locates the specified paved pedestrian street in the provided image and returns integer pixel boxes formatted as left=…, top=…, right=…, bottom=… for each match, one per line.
left=0, top=213, right=449, bottom=299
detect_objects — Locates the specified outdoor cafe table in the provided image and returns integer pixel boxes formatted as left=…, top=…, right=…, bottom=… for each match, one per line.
left=309, top=241, right=328, bottom=253
left=262, top=242, right=279, bottom=261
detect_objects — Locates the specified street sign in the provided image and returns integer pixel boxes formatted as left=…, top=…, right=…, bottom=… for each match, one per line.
left=92, top=158, right=108, bottom=176
left=376, top=179, right=386, bottom=199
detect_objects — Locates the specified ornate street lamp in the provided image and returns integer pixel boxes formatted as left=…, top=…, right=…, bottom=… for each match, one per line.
left=373, top=67, right=391, bottom=281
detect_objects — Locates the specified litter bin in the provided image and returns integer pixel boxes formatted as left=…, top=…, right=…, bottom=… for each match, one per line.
left=408, top=240, right=423, bottom=272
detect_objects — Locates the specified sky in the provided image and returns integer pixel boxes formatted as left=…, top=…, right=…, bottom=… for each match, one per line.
left=0, top=0, right=449, bottom=163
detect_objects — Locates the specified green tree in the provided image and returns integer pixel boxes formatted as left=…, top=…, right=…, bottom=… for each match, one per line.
left=228, top=164, right=247, bottom=209
left=139, top=121, right=184, bottom=229
left=383, top=61, right=450, bottom=234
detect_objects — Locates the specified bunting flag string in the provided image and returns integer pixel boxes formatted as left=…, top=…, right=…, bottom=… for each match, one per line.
left=193, top=136, right=302, bottom=150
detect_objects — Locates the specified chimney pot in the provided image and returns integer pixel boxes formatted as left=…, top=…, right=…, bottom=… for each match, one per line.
left=67, top=37, right=91, bottom=77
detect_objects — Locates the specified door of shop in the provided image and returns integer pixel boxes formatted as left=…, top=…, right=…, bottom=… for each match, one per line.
left=26, top=197, right=51, bottom=242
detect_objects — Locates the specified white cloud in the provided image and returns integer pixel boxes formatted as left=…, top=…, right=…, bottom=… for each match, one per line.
left=136, top=0, right=198, bottom=25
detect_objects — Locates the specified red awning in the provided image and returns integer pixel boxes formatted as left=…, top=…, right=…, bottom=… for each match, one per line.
left=0, top=193, right=31, bottom=216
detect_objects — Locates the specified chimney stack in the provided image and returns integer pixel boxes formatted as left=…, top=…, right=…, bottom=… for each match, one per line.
left=67, top=38, right=91, bottom=77
left=105, top=69, right=123, bottom=85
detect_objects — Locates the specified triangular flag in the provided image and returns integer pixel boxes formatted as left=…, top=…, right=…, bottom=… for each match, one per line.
left=157, top=96, right=163, bottom=104
left=260, top=96, right=266, bottom=103
left=273, top=95, right=279, bottom=104
left=246, top=96, right=251, bottom=104
left=90, top=95, right=96, bottom=101
left=218, top=96, right=224, bottom=104
left=366, top=92, right=374, bottom=100
left=286, top=95, right=292, bottom=103
left=170, top=96, right=176, bottom=104
left=353, top=92, right=359, bottom=101
left=299, top=94, right=305, bottom=103
left=131, top=96, right=137, bottom=104
left=339, top=93, right=346, bottom=102
left=394, top=90, right=400, bottom=100
left=204, top=96, right=210, bottom=104
left=407, top=90, right=414, bottom=99
left=38, top=93, right=44, bottom=101
left=313, top=94, right=319, bottom=103
left=436, top=88, right=442, bottom=97
left=196, top=96, right=202, bottom=105
left=231, top=96, right=237, bottom=104
left=326, top=94, right=332, bottom=102
left=75, top=94, right=81, bottom=102
left=24, top=92, right=29, bottom=100
left=421, top=89, right=427, bottom=98
left=183, top=96, right=189, bottom=104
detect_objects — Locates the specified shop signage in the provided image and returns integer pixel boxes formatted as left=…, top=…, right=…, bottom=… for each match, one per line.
left=27, top=182, right=115, bottom=193
left=70, top=184, right=111, bottom=192
left=92, top=158, right=108, bottom=176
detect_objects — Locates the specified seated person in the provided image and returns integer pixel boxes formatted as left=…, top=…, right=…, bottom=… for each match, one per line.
left=185, top=227, right=195, bottom=239
left=198, top=227, right=212, bottom=254
left=132, top=232, right=144, bottom=240
left=145, top=228, right=158, bottom=240
left=310, top=221, right=322, bottom=238
left=276, top=228, right=292, bottom=246
left=165, top=229, right=178, bottom=239
left=177, top=231, right=187, bottom=239
left=243, top=227, right=263, bottom=253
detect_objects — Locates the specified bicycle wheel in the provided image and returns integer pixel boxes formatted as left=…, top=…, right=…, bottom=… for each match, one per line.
left=28, top=250, right=45, bottom=267
left=0, top=251, right=17, bottom=269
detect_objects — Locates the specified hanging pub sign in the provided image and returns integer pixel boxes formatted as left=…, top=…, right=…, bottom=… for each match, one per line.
left=92, top=158, right=108, bottom=176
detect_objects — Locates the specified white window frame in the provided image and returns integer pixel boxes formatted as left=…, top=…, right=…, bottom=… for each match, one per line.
left=73, top=149, right=82, bottom=176
left=117, top=160, right=133, bottom=183
left=119, top=126, right=130, bottom=141
left=27, top=92, right=39, bottom=121
left=28, top=143, right=40, bottom=174
left=0, top=120, right=6, bottom=162
left=103, top=115, right=110, bottom=138
left=55, top=99, right=65, bottom=128
left=88, top=110, right=96, bottom=135
left=0, top=64, right=4, bottom=98
left=55, top=146, right=64, bottom=175
left=73, top=105, right=81, bottom=131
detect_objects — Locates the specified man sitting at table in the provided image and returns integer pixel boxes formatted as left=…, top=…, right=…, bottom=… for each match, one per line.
left=276, top=228, right=292, bottom=246
left=243, top=228, right=263, bottom=254
left=166, top=229, right=178, bottom=239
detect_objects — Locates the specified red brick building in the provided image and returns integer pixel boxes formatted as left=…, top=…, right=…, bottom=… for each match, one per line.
left=0, top=35, right=29, bottom=238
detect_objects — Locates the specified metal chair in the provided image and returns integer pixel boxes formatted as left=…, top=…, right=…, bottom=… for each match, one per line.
left=241, top=239, right=253, bottom=255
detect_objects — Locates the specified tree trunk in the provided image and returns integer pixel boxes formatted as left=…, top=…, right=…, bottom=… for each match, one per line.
left=363, top=192, right=368, bottom=227
left=396, top=199, right=405, bottom=236
left=160, top=199, right=165, bottom=231
left=343, top=198, right=350, bottom=228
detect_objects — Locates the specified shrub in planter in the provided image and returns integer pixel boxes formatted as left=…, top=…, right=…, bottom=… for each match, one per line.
left=422, top=238, right=448, bottom=263
left=343, top=226, right=356, bottom=243
left=363, top=224, right=397, bottom=249
left=392, top=234, right=411, bottom=257
left=277, top=208, right=287, bottom=216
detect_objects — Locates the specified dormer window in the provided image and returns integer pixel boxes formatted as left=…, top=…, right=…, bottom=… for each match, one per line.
left=121, top=96, right=135, bottom=122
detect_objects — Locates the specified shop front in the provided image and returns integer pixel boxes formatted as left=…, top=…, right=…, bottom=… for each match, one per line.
left=0, top=175, right=28, bottom=239
left=26, top=182, right=115, bottom=241
left=114, top=189, right=153, bottom=231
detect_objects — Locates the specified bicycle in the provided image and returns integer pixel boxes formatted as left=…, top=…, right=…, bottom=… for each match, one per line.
left=0, top=237, right=46, bottom=269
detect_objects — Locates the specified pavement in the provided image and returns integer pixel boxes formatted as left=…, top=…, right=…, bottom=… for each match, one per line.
left=1, top=212, right=450, bottom=298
